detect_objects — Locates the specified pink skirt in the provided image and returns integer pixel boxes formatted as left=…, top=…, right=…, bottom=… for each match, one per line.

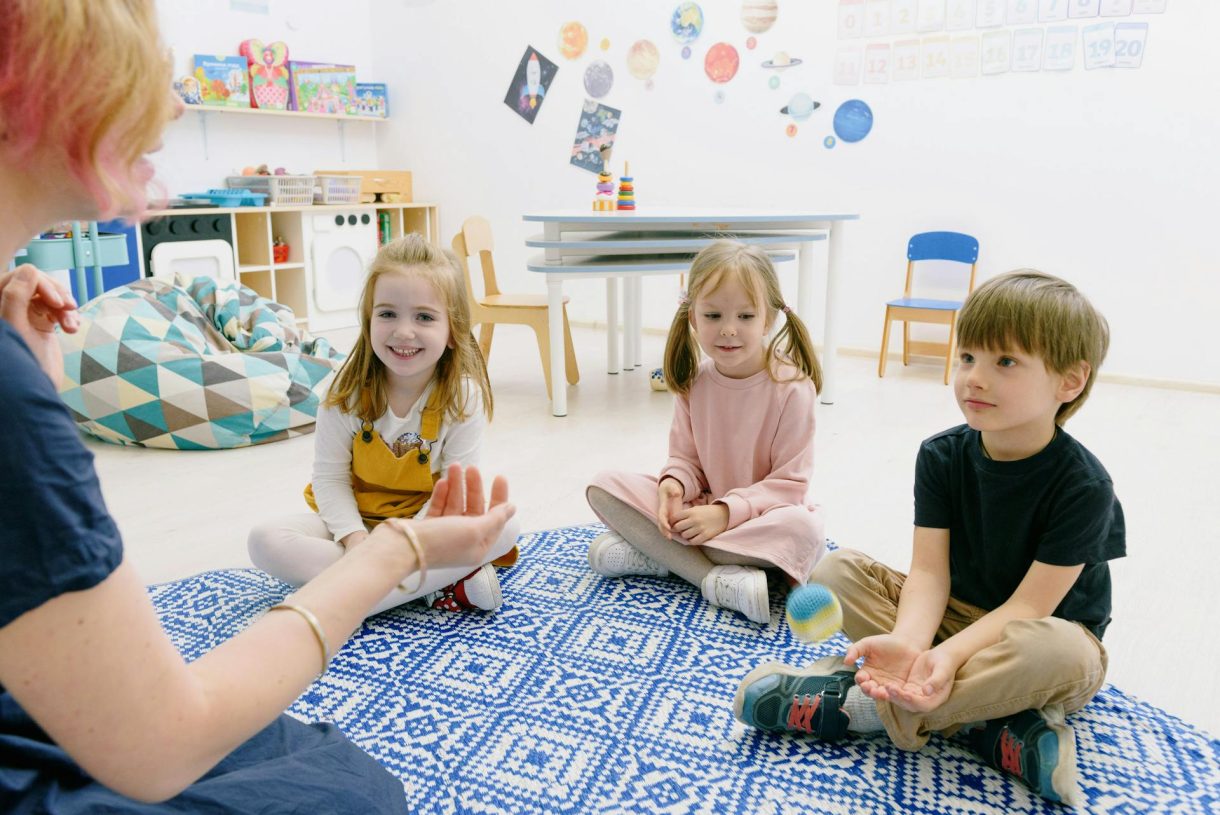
left=589, top=470, right=826, bottom=583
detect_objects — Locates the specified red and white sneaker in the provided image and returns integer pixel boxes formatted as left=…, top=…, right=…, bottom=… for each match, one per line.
left=426, top=564, right=503, bottom=612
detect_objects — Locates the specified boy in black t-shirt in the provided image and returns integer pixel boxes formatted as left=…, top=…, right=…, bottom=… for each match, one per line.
left=735, top=271, right=1125, bottom=805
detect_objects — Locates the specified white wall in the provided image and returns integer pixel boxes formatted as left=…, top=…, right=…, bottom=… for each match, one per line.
left=367, top=0, right=1219, bottom=387
left=151, top=0, right=380, bottom=199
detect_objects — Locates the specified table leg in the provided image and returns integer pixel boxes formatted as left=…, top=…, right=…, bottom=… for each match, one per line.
left=622, top=275, right=634, bottom=372
left=821, top=222, right=846, bottom=405
left=547, top=277, right=567, bottom=416
left=632, top=277, right=644, bottom=368
left=796, top=241, right=814, bottom=325
left=606, top=277, right=620, bottom=374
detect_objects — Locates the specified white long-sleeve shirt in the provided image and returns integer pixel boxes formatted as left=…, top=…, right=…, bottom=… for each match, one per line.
left=310, top=379, right=485, bottom=540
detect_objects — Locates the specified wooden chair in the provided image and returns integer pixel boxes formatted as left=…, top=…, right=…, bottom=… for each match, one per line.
left=451, top=216, right=578, bottom=394
left=878, top=231, right=979, bottom=385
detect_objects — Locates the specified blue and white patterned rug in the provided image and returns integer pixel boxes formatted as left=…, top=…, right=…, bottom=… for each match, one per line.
left=149, top=525, right=1219, bottom=814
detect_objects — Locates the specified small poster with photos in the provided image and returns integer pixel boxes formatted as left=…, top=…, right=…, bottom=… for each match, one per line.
left=354, top=83, right=388, bottom=117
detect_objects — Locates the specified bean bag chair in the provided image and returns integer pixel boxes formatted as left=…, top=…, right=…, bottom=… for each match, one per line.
left=57, top=276, right=344, bottom=449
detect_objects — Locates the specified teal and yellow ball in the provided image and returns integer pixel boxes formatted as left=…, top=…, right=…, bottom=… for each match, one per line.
left=786, top=583, right=842, bottom=642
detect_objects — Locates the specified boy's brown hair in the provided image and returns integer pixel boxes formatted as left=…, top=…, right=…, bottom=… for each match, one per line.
left=957, top=269, right=1109, bottom=423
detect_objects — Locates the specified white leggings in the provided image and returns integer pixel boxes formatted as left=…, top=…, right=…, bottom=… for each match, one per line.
left=247, top=513, right=521, bottom=616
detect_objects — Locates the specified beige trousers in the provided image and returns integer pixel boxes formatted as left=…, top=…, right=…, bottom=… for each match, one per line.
left=813, top=549, right=1109, bottom=750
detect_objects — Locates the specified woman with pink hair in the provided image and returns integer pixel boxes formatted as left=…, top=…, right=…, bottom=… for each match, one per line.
left=0, top=3, right=513, bottom=810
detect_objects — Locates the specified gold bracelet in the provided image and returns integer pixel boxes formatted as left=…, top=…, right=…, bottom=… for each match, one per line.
left=385, top=517, right=427, bottom=595
left=269, top=602, right=331, bottom=680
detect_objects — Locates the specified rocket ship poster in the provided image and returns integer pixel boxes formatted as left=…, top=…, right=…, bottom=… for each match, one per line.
left=504, top=45, right=558, bottom=124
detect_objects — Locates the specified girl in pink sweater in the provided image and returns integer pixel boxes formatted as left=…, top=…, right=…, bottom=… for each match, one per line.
left=587, top=240, right=827, bottom=624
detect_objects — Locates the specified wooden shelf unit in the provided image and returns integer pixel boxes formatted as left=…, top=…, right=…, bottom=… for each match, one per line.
left=143, top=202, right=439, bottom=326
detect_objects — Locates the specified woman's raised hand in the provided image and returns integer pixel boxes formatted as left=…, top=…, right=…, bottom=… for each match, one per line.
left=388, top=464, right=514, bottom=571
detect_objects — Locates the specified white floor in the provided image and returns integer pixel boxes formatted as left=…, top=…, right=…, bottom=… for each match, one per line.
left=91, top=324, right=1220, bottom=737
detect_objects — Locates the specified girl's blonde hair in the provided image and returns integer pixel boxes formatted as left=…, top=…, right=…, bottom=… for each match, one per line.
left=957, top=269, right=1108, bottom=424
left=0, top=1, right=176, bottom=218
left=326, top=234, right=493, bottom=424
left=663, top=240, right=822, bottom=395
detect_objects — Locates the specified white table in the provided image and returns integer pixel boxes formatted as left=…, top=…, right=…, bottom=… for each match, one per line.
left=523, top=208, right=859, bottom=417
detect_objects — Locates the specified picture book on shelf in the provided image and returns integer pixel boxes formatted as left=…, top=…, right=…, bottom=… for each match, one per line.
left=193, top=54, right=250, bottom=108
left=354, top=83, right=388, bottom=117
left=288, top=61, right=357, bottom=114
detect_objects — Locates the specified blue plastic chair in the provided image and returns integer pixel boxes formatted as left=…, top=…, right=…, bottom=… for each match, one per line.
left=878, top=231, right=979, bottom=385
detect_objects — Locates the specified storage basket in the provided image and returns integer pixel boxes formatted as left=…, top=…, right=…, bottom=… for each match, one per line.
left=182, top=189, right=267, bottom=207
left=225, top=174, right=316, bottom=206
left=314, top=174, right=363, bottom=205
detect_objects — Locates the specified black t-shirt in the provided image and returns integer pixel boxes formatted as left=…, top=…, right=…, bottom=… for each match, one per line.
left=0, top=320, right=123, bottom=637
left=914, top=424, right=1126, bottom=639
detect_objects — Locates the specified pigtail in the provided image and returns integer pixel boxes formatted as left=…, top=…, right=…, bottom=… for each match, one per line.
left=662, top=303, right=701, bottom=396
left=767, top=309, right=823, bottom=394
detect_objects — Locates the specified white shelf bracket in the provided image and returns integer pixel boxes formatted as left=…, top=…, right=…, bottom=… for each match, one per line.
left=198, top=110, right=211, bottom=160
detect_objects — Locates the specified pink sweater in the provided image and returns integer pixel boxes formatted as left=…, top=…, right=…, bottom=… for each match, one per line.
left=661, top=359, right=817, bottom=529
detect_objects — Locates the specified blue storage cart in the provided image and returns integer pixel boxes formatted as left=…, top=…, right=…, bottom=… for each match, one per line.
left=23, top=221, right=130, bottom=303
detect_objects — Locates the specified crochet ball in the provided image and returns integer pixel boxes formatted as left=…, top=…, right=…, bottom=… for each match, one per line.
left=786, top=583, right=842, bottom=642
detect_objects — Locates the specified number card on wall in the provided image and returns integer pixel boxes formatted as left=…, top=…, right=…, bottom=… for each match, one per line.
left=1012, top=27, right=1044, bottom=70
left=981, top=30, right=1012, bottom=73
left=1132, top=0, right=1166, bottom=12
left=1082, top=21, right=1115, bottom=68
left=839, top=0, right=865, bottom=38
left=918, top=0, right=947, bottom=32
left=864, top=43, right=892, bottom=82
left=976, top=0, right=1006, bottom=27
left=1114, top=21, right=1147, bottom=67
left=865, top=0, right=893, bottom=36
left=951, top=36, right=980, bottom=76
left=1043, top=25, right=1076, bottom=69
left=1008, top=0, right=1038, bottom=24
left=947, top=0, right=976, bottom=30
left=893, top=0, right=919, bottom=32
left=1069, top=0, right=1100, bottom=18
left=835, top=45, right=864, bottom=83
left=894, top=39, right=921, bottom=78
left=1040, top=0, right=1068, bottom=22
left=1100, top=0, right=1133, bottom=15
left=922, top=35, right=951, bottom=76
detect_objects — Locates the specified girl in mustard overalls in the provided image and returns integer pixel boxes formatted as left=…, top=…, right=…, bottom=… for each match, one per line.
left=248, top=234, right=519, bottom=614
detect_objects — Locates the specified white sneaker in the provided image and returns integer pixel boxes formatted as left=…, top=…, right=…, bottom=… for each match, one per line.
left=702, top=565, right=770, bottom=624
left=426, top=563, right=502, bottom=611
left=588, top=531, right=669, bottom=577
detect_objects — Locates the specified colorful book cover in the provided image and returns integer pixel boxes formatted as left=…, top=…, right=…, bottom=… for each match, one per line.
left=193, top=54, right=251, bottom=108
left=353, top=83, right=388, bottom=118
left=239, top=39, right=291, bottom=110
left=288, top=61, right=357, bottom=114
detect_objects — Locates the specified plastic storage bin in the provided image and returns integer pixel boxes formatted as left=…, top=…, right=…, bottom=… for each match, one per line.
left=182, top=189, right=267, bottom=207
left=314, top=174, right=363, bottom=205
left=226, top=174, right=316, bottom=206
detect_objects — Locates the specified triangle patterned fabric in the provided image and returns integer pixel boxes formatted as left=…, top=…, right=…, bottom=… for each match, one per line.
left=58, top=276, right=344, bottom=449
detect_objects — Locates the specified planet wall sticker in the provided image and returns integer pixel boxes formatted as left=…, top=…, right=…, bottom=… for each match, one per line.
left=584, top=60, right=615, bottom=98
left=833, top=99, right=873, bottom=143
left=762, top=51, right=802, bottom=70
left=741, top=0, right=779, bottom=34
left=558, top=22, right=588, bottom=60
left=627, top=40, right=660, bottom=81
left=705, top=42, right=740, bottom=83
left=780, top=92, right=820, bottom=122
left=671, top=2, right=704, bottom=44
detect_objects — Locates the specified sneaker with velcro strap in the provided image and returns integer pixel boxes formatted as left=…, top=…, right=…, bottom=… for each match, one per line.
left=734, top=658, right=857, bottom=741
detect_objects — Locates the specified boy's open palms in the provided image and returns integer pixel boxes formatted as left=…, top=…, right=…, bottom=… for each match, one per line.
left=847, top=635, right=956, bottom=713
left=846, top=635, right=922, bottom=700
